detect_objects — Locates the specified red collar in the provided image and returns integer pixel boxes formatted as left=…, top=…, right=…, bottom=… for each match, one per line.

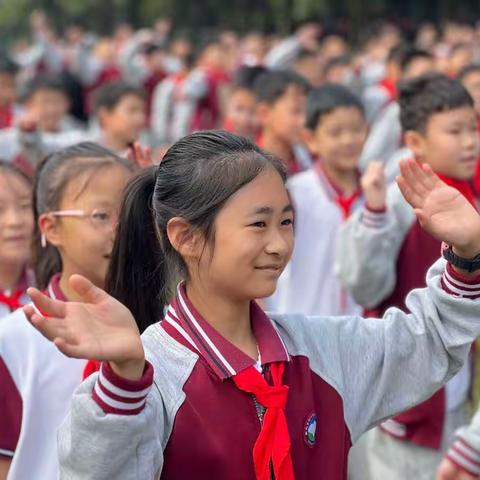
left=161, top=283, right=290, bottom=380
left=314, top=159, right=362, bottom=219
left=0, top=269, right=32, bottom=311
left=436, top=172, right=477, bottom=207
left=44, top=273, right=67, bottom=301
left=379, top=77, right=398, bottom=99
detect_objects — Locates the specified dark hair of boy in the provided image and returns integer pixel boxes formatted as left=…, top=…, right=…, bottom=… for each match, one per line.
left=232, top=66, right=267, bottom=91
left=93, top=80, right=145, bottom=114
left=398, top=47, right=433, bottom=73
left=305, top=83, right=364, bottom=130
left=398, top=73, right=474, bottom=133
left=458, top=64, right=480, bottom=82
left=253, top=69, right=311, bottom=105
left=18, top=75, right=67, bottom=103
left=106, top=130, right=286, bottom=331
left=322, top=54, right=351, bottom=78
left=0, top=56, right=19, bottom=75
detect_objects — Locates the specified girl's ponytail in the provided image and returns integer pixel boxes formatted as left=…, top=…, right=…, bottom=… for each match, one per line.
left=106, top=166, right=166, bottom=333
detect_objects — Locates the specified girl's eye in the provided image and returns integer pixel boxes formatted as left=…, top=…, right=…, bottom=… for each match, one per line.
left=91, top=211, right=111, bottom=222
left=282, top=219, right=294, bottom=226
left=251, top=221, right=267, bottom=228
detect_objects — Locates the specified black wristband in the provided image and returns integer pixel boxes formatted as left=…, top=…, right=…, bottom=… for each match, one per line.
left=441, top=243, right=480, bottom=273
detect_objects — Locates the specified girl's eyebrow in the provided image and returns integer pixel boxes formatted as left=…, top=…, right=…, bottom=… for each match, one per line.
left=250, top=204, right=294, bottom=216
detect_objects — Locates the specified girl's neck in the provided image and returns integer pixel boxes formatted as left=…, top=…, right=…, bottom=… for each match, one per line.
left=261, top=131, right=293, bottom=167
left=0, top=261, right=24, bottom=292
left=185, top=281, right=258, bottom=360
left=322, top=161, right=358, bottom=196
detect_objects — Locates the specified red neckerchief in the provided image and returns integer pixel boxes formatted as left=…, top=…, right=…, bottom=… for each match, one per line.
left=0, top=104, right=13, bottom=129
left=436, top=172, right=477, bottom=207
left=0, top=270, right=30, bottom=311
left=0, top=290, right=24, bottom=311
left=314, top=159, right=361, bottom=219
left=379, top=77, right=398, bottom=100
left=233, top=362, right=294, bottom=480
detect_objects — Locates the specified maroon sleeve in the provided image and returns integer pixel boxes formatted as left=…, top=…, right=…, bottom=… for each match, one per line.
left=0, top=356, right=22, bottom=458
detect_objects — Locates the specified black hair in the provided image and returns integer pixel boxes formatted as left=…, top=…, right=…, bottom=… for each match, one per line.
left=0, top=56, right=19, bottom=75
left=93, top=80, right=145, bottom=114
left=106, top=130, right=286, bottom=332
left=458, top=64, right=480, bottom=82
left=322, top=54, right=351, bottom=77
left=253, top=69, right=311, bottom=105
left=142, top=42, right=165, bottom=56
left=232, top=66, right=267, bottom=91
left=19, top=75, right=67, bottom=103
left=400, top=48, right=432, bottom=73
left=33, top=142, right=134, bottom=290
left=398, top=73, right=474, bottom=132
left=306, top=84, right=364, bottom=130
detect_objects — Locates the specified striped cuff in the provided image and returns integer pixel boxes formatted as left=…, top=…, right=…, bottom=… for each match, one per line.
left=361, top=206, right=387, bottom=229
left=0, top=447, right=14, bottom=458
left=92, top=361, right=153, bottom=415
left=441, top=263, right=480, bottom=299
left=446, top=439, right=480, bottom=476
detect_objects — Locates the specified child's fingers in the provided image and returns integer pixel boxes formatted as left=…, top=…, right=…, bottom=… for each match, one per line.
left=69, top=274, right=110, bottom=305
left=53, top=338, right=89, bottom=359
left=28, top=313, right=67, bottom=341
left=26, top=287, right=66, bottom=318
left=397, top=175, right=423, bottom=208
left=403, top=159, right=430, bottom=195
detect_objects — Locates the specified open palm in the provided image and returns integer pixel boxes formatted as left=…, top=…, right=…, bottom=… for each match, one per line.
left=397, top=159, right=480, bottom=258
left=24, top=275, right=144, bottom=363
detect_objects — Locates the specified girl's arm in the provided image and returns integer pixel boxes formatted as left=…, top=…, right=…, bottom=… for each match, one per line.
left=24, top=277, right=166, bottom=479
left=291, top=160, right=480, bottom=443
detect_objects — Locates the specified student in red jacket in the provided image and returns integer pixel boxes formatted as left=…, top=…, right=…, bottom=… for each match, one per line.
left=337, top=73, right=480, bottom=479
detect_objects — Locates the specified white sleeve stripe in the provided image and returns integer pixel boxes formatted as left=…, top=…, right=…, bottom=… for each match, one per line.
left=93, top=382, right=147, bottom=410
left=99, top=367, right=152, bottom=398
left=442, top=274, right=480, bottom=296
left=0, top=448, right=14, bottom=457
left=448, top=449, right=480, bottom=474
left=444, top=268, right=480, bottom=290
left=454, top=440, right=480, bottom=462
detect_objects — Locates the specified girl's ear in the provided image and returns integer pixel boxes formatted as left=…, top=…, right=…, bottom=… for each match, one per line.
left=166, top=217, right=204, bottom=259
left=39, top=213, right=62, bottom=248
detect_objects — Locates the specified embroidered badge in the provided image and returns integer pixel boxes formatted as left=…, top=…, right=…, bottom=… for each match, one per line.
left=304, top=413, right=317, bottom=447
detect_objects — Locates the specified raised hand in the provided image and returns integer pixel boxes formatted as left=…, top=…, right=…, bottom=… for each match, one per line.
left=127, top=141, right=154, bottom=168
left=436, top=457, right=477, bottom=480
left=24, top=274, right=145, bottom=380
left=361, top=161, right=386, bottom=210
left=397, top=158, right=480, bottom=259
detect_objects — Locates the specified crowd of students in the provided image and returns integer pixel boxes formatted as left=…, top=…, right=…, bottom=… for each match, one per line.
left=1, top=9, right=480, bottom=480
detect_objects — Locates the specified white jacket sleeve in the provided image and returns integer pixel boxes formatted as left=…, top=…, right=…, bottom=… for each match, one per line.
left=335, top=184, right=415, bottom=308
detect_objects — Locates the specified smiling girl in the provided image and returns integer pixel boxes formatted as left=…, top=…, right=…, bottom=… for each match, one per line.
left=26, top=131, right=480, bottom=480
left=0, top=142, right=133, bottom=479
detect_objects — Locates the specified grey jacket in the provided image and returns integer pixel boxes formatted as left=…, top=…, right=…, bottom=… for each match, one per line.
left=58, top=260, right=480, bottom=479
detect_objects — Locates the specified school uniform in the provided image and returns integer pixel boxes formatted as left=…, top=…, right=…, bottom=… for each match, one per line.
left=57, top=259, right=480, bottom=480
left=0, top=274, right=87, bottom=479
left=336, top=175, right=478, bottom=478
left=266, top=161, right=362, bottom=317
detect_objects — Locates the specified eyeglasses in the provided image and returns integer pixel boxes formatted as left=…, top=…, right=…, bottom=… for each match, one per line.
left=48, top=208, right=118, bottom=229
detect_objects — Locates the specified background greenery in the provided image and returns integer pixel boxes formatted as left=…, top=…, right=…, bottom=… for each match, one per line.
left=1, top=0, right=480, bottom=42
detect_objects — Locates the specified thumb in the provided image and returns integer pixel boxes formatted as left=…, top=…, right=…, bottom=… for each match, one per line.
left=69, top=274, right=109, bottom=304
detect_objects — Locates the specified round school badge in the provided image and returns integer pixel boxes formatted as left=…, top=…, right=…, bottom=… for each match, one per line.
left=304, top=413, right=317, bottom=447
